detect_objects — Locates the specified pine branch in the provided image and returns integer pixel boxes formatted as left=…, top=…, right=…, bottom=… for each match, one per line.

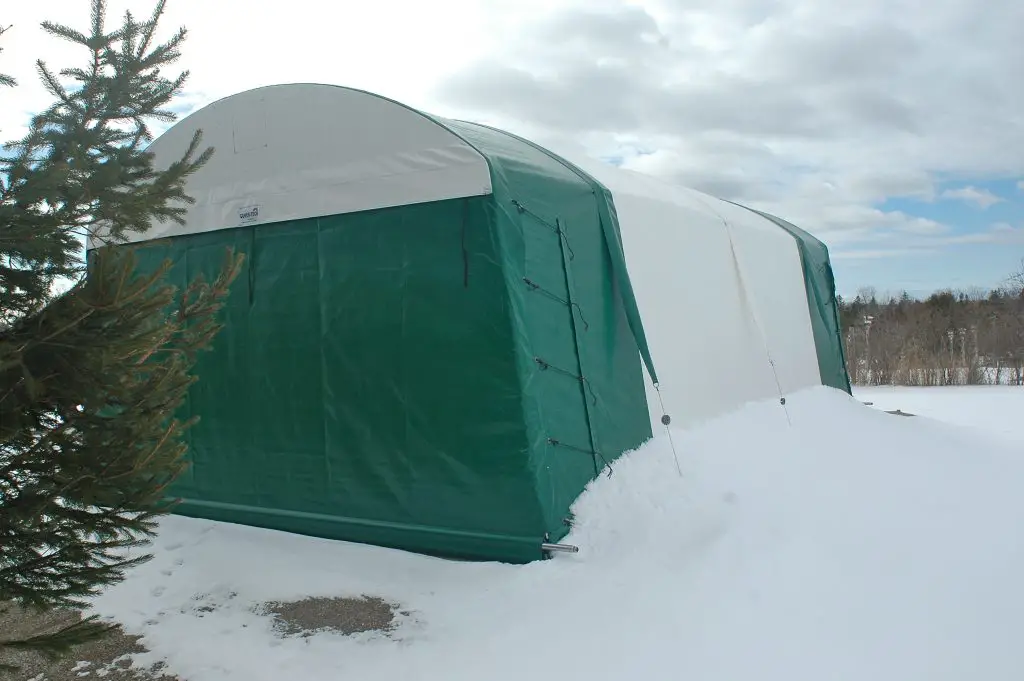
left=1, top=0, right=214, bottom=319
left=0, top=245, right=243, bottom=659
left=0, top=24, right=14, bottom=88
left=1, top=613, right=117, bottom=659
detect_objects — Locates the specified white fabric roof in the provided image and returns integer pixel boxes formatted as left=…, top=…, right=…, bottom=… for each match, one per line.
left=91, top=84, right=491, bottom=247
left=560, top=151, right=824, bottom=429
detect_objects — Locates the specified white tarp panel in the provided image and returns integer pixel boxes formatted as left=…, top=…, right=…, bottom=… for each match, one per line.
left=91, top=84, right=492, bottom=248
left=565, top=154, right=823, bottom=430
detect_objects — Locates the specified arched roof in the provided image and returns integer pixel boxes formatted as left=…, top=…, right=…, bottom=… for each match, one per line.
left=105, top=83, right=494, bottom=245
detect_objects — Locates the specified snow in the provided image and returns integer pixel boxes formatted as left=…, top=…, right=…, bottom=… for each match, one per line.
left=855, top=385, right=1024, bottom=446
left=83, top=386, right=1024, bottom=681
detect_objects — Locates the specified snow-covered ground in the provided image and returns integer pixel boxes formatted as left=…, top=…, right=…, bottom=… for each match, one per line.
left=855, top=385, right=1024, bottom=446
left=86, top=385, right=1024, bottom=681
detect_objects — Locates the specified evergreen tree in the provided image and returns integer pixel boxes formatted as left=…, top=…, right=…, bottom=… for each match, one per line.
left=0, top=0, right=243, bottom=667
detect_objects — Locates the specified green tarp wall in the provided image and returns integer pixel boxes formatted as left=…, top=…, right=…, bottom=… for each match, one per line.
left=127, top=120, right=654, bottom=564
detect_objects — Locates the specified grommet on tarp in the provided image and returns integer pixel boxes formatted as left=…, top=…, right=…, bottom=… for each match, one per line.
left=653, top=382, right=683, bottom=478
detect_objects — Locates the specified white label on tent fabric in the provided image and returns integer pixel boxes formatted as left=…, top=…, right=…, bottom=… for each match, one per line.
left=238, top=204, right=261, bottom=225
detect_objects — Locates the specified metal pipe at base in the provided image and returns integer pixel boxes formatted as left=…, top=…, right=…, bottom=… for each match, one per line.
left=541, top=542, right=579, bottom=554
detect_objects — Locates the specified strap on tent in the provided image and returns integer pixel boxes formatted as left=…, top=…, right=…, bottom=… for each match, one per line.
left=689, top=195, right=792, bottom=425
left=463, top=122, right=660, bottom=386
left=513, top=200, right=604, bottom=477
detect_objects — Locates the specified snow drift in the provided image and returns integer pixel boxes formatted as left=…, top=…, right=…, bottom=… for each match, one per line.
left=86, top=386, right=1024, bottom=681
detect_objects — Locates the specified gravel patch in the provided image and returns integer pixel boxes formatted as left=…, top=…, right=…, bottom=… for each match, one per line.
left=259, top=596, right=399, bottom=637
left=0, top=602, right=175, bottom=681
left=1, top=594, right=404, bottom=679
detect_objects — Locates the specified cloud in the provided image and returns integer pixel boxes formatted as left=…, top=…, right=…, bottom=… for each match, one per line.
left=976, top=222, right=1024, bottom=244
left=433, top=0, right=1024, bottom=247
left=0, top=0, right=502, bottom=140
left=939, top=186, right=1004, bottom=208
left=1018, top=180, right=1024, bottom=192
left=918, top=222, right=1024, bottom=246
left=831, top=248, right=938, bottom=260
left=3, top=0, right=1021, bottom=289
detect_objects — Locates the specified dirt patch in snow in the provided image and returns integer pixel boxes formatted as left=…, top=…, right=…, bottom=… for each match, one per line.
left=0, top=602, right=176, bottom=681
left=259, top=596, right=399, bottom=637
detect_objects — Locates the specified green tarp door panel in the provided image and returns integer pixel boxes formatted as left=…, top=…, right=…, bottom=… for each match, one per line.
left=314, top=198, right=541, bottom=543
left=510, top=197, right=604, bottom=537
left=448, top=117, right=654, bottom=543
left=128, top=196, right=549, bottom=563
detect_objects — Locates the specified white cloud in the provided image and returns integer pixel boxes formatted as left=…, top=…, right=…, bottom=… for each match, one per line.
left=979, top=222, right=1024, bottom=244
left=903, top=222, right=1024, bottom=247
left=2, top=0, right=1021, bottom=285
left=1017, top=180, right=1024, bottom=192
left=432, top=0, right=1024, bottom=248
left=831, top=248, right=937, bottom=260
left=939, top=186, right=1004, bottom=208
left=0, top=0, right=493, bottom=137
left=833, top=221, right=1024, bottom=263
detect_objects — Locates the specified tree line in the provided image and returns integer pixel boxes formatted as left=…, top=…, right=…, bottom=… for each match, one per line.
left=838, top=262, right=1024, bottom=386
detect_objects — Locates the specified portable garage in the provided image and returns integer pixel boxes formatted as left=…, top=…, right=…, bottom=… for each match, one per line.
left=95, top=83, right=850, bottom=563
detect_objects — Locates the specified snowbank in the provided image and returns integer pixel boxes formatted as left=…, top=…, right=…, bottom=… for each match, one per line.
left=87, top=387, right=1024, bottom=681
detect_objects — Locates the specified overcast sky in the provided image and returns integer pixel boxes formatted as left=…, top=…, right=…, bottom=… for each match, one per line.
left=3, top=0, right=1022, bottom=296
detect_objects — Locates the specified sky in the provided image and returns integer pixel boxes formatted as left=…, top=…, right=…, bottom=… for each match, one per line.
left=2, top=0, right=1022, bottom=299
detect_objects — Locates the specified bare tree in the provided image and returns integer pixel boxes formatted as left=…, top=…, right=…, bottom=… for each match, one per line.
left=838, top=263, right=1024, bottom=386
left=1010, top=258, right=1024, bottom=294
